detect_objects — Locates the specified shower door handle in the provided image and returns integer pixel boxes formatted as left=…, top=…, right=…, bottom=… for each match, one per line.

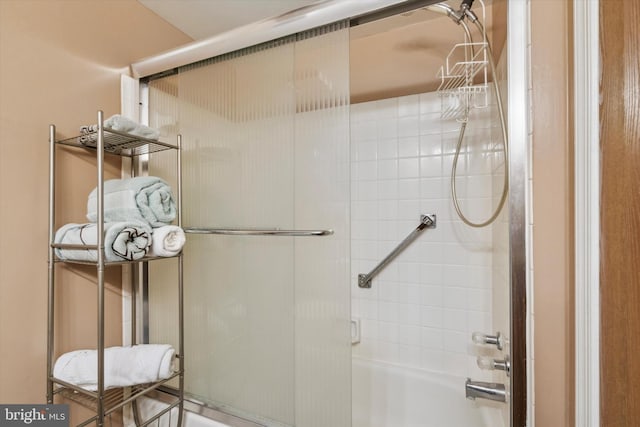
left=184, top=227, right=334, bottom=236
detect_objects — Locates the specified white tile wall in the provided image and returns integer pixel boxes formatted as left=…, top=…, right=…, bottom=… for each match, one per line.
left=351, top=91, right=504, bottom=382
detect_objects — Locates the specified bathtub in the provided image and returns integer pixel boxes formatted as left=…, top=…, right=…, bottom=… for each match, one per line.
left=134, top=359, right=507, bottom=427
left=352, top=357, right=507, bottom=427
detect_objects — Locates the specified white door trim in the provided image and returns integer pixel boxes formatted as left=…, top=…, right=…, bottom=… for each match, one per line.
left=573, top=1, right=600, bottom=426
left=120, top=74, right=140, bottom=347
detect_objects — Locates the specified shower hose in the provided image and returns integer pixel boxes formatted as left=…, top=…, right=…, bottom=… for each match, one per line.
left=450, top=19, right=509, bottom=228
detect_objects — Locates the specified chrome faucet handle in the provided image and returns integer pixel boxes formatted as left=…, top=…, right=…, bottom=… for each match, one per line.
left=477, top=355, right=510, bottom=376
left=471, top=331, right=503, bottom=350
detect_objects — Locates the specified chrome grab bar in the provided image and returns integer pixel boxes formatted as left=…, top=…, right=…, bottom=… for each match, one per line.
left=184, top=227, right=334, bottom=237
left=358, top=214, right=436, bottom=288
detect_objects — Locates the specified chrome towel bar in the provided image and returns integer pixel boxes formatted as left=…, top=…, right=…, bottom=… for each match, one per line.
left=358, top=214, right=436, bottom=288
left=184, top=227, right=333, bottom=237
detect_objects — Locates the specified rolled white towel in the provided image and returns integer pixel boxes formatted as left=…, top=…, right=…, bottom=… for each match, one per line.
left=76, top=133, right=120, bottom=149
left=77, top=134, right=97, bottom=146
left=79, top=124, right=99, bottom=134
left=149, top=225, right=186, bottom=257
left=53, top=344, right=176, bottom=391
left=54, top=222, right=152, bottom=262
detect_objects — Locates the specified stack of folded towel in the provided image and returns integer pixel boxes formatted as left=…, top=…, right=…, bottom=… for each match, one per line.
left=53, top=344, right=176, bottom=390
left=78, top=114, right=160, bottom=147
left=54, top=176, right=186, bottom=262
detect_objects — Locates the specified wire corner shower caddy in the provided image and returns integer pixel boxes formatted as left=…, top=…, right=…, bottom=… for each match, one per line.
left=47, top=110, right=184, bottom=427
left=436, top=0, right=489, bottom=122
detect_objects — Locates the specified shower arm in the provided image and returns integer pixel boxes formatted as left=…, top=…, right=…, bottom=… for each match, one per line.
left=425, top=3, right=475, bottom=64
left=426, top=0, right=476, bottom=27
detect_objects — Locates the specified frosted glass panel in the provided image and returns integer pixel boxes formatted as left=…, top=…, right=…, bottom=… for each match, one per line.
left=293, top=23, right=351, bottom=427
left=147, top=22, right=350, bottom=427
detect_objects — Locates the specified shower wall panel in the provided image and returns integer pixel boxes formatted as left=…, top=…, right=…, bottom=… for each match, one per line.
left=351, top=91, right=503, bottom=383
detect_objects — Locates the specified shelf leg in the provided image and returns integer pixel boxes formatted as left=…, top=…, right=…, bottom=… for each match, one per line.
left=47, top=124, right=56, bottom=404
left=96, top=110, right=105, bottom=427
left=177, top=135, right=184, bottom=427
left=177, top=253, right=185, bottom=427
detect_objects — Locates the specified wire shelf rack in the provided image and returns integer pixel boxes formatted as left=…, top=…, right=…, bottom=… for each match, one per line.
left=56, top=128, right=177, bottom=157
left=54, top=373, right=181, bottom=427
left=435, top=0, right=489, bottom=122
left=437, top=42, right=489, bottom=121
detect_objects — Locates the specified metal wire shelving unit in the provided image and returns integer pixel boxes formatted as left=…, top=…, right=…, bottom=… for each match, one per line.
left=47, top=110, right=184, bottom=427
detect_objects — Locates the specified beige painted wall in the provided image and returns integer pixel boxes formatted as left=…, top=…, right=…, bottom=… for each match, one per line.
left=531, top=0, right=574, bottom=426
left=0, top=1, right=576, bottom=425
left=350, top=2, right=504, bottom=103
left=0, top=0, right=191, bottom=405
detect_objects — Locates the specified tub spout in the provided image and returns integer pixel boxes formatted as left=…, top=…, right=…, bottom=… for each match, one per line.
left=465, top=378, right=506, bottom=403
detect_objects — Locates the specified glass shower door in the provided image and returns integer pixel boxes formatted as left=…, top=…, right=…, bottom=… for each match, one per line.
left=146, top=22, right=351, bottom=427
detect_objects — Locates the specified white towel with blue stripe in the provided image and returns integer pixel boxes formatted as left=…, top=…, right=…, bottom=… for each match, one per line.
left=53, top=344, right=176, bottom=391
left=86, top=177, right=176, bottom=228
left=54, top=222, right=152, bottom=262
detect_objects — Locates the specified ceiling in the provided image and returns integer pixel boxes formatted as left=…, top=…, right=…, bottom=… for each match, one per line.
left=137, top=0, right=322, bottom=40
left=137, top=0, right=505, bottom=103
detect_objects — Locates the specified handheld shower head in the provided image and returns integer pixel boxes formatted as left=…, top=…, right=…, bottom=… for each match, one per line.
left=458, top=0, right=480, bottom=23
left=426, top=0, right=479, bottom=24
left=425, top=3, right=474, bottom=44
left=460, top=0, right=475, bottom=10
left=425, top=3, right=464, bottom=24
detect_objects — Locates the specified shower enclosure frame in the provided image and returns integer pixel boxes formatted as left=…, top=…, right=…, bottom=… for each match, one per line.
left=123, top=1, right=531, bottom=426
